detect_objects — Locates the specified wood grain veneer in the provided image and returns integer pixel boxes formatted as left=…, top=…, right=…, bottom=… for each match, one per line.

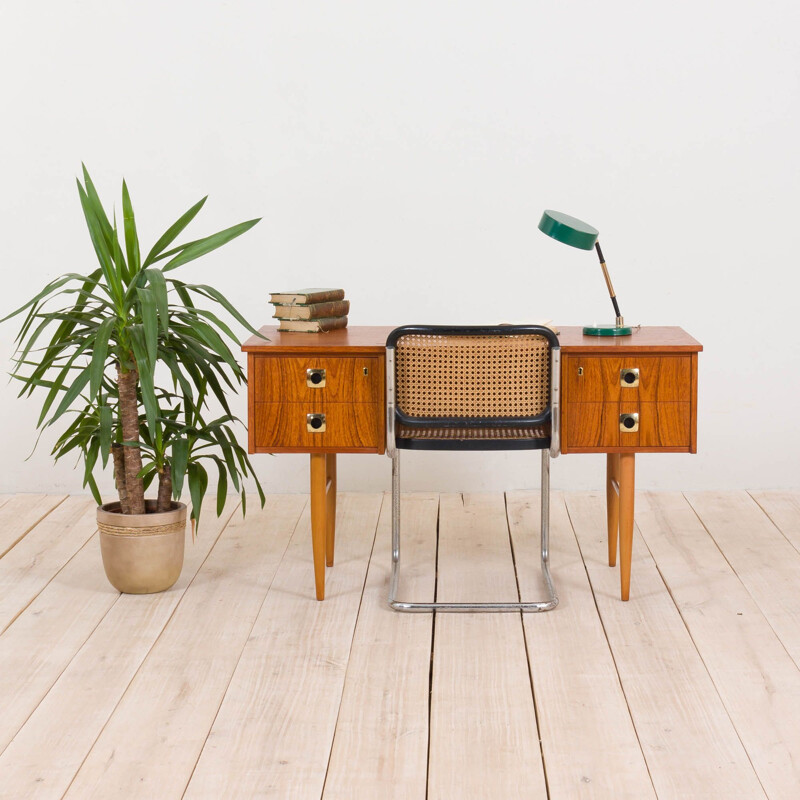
left=563, top=402, right=691, bottom=452
left=564, top=403, right=620, bottom=450
left=253, top=402, right=382, bottom=452
left=253, top=355, right=381, bottom=404
left=620, top=401, right=691, bottom=448
left=690, top=352, right=699, bottom=453
left=243, top=325, right=703, bottom=354
left=556, top=326, right=703, bottom=353
left=560, top=335, right=699, bottom=455
left=563, top=355, right=692, bottom=403
left=242, top=326, right=395, bottom=354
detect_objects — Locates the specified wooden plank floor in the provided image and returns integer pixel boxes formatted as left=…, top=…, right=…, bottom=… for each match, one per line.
left=0, top=489, right=798, bottom=799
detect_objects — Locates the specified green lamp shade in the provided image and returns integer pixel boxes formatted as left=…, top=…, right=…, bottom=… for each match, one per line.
left=538, top=210, right=599, bottom=251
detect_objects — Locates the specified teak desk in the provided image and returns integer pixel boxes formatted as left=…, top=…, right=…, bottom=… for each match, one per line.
left=243, top=326, right=702, bottom=602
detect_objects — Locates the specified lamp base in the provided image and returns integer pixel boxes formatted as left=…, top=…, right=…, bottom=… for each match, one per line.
left=583, top=323, right=634, bottom=336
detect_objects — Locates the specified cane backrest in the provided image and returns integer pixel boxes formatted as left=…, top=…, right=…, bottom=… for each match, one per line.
left=394, top=332, right=551, bottom=422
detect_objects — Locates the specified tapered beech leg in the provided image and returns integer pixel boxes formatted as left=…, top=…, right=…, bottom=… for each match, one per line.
left=606, top=453, right=620, bottom=567
left=325, top=454, right=337, bottom=567
left=310, top=453, right=327, bottom=600
left=618, top=453, right=636, bottom=601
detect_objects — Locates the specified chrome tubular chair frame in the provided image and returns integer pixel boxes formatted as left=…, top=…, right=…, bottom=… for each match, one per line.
left=386, top=325, right=560, bottom=613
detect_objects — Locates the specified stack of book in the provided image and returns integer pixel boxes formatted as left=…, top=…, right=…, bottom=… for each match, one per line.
left=269, top=289, right=349, bottom=332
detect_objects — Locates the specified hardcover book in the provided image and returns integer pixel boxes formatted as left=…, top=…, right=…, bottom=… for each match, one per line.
left=277, top=316, right=349, bottom=333
left=269, top=289, right=345, bottom=304
left=272, top=299, right=350, bottom=320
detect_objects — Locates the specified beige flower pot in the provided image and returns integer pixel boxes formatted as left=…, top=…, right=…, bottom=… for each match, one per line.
left=97, top=500, right=187, bottom=594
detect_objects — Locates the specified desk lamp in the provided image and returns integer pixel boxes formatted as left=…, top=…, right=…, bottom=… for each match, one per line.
left=538, top=209, right=632, bottom=336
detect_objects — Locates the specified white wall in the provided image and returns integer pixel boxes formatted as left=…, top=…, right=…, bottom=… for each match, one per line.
left=1, top=0, right=798, bottom=496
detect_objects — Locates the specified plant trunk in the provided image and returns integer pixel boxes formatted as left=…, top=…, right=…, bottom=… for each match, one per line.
left=157, top=464, right=172, bottom=513
left=111, top=443, right=131, bottom=514
left=117, top=364, right=146, bottom=515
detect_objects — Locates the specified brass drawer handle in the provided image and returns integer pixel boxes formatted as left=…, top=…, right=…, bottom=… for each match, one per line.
left=306, top=368, right=326, bottom=388
left=620, top=368, right=639, bottom=388
left=307, top=413, right=326, bottom=433
left=620, top=412, right=639, bottom=433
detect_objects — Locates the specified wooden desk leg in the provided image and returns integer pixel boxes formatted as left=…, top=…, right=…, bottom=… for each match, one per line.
left=606, top=453, right=620, bottom=567
left=326, top=453, right=336, bottom=567
left=310, top=453, right=327, bottom=600
left=618, top=453, right=636, bottom=601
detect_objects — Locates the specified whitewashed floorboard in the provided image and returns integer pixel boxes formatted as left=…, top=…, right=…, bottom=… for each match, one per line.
left=0, top=494, right=66, bottom=558
left=0, top=500, right=237, bottom=800
left=509, top=490, right=656, bottom=799
left=184, top=493, right=381, bottom=799
left=0, top=490, right=796, bottom=799
left=685, top=491, right=800, bottom=670
left=0, top=496, right=96, bottom=635
left=62, top=495, right=306, bottom=800
left=638, top=491, right=800, bottom=799
left=323, top=493, right=438, bottom=800
left=566, top=491, right=765, bottom=799
left=428, top=493, right=547, bottom=800
left=0, top=536, right=119, bottom=755
left=749, top=491, right=800, bottom=554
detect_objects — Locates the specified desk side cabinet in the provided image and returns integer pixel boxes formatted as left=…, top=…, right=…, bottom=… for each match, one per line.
left=249, top=354, right=385, bottom=454
left=556, top=327, right=702, bottom=601
left=561, top=353, right=698, bottom=453
left=247, top=350, right=385, bottom=600
left=243, top=327, right=390, bottom=602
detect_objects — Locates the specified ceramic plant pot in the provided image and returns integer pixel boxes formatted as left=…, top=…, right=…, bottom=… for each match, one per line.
left=97, top=500, right=187, bottom=594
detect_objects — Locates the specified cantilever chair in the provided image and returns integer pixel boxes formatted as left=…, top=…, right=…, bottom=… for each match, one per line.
left=385, top=325, right=561, bottom=613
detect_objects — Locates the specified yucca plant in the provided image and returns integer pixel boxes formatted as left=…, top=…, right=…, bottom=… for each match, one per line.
left=3, top=166, right=265, bottom=529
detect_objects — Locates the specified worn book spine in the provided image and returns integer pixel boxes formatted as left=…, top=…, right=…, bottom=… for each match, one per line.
left=278, top=316, right=349, bottom=333
left=272, top=299, right=350, bottom=320
left=269, top=289, right=345, bottom=304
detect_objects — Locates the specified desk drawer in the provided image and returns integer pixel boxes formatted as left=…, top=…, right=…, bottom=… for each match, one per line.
left=253, top=356, right=380, bottom=403
left=563, top=402, right=691, bottom=451
left=254, top=402, right=381, bottom=451
left=564, top=355, right=692, bottom=403
left=619, top=401, right=691, bottom=448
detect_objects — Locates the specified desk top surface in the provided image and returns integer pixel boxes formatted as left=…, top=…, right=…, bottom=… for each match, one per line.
left=243, top=325, right=702, bottom=355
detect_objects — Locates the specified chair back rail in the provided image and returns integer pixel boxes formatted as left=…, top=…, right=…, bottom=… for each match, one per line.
left=386, top=325, right=559, bottom=429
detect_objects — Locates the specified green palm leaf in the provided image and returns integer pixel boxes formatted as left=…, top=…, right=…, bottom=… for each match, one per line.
left=122, top=180, right=140, bottom=277
left=142, top=196, right=207, bottom=268
left=89, top=318, right=116, bottom=400
left=161, top=219, right=260, bottom=272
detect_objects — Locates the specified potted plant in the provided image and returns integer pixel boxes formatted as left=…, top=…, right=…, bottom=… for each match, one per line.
left=3, top=166, right=265, bottom=593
